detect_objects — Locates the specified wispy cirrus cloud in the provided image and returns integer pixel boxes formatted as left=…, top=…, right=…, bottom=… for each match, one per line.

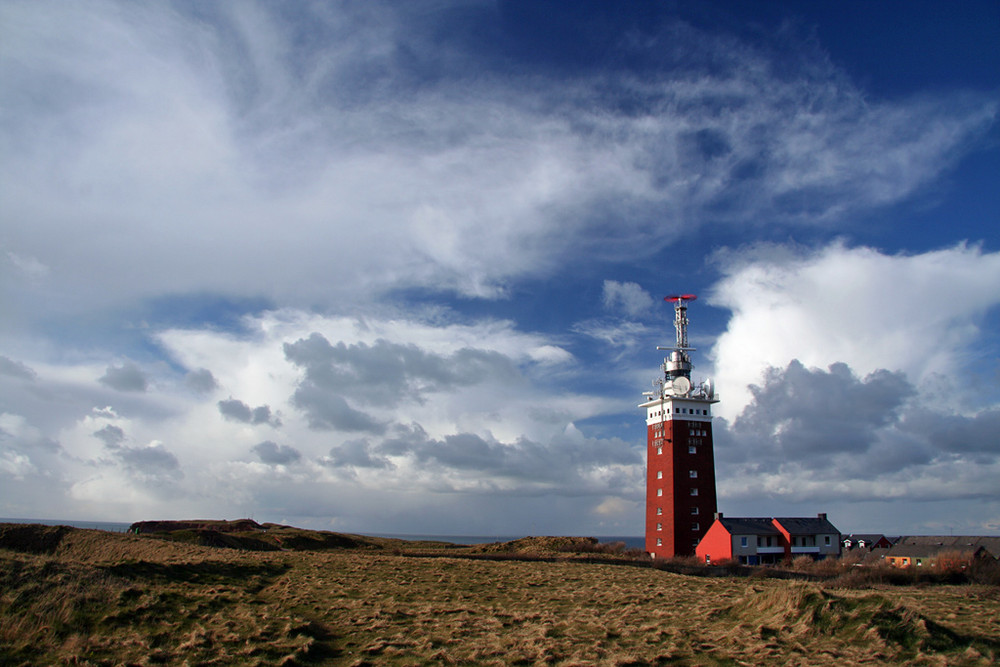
left=1, top=1, right=994, bottom=322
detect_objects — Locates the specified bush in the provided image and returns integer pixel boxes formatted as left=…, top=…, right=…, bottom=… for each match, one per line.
left=967, top=558, right=1000, bottom=586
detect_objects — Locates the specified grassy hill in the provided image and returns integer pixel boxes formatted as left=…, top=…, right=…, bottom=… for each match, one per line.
left=2, top=522, right=998, bottom=665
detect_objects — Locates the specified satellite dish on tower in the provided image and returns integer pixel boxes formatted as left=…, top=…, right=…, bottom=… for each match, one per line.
left=702, top=378, right=714, bottom=400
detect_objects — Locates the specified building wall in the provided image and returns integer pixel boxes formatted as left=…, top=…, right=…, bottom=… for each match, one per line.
left=695, top=521, right=732, bottom=563
left=645, top=398, right=717, bottom=558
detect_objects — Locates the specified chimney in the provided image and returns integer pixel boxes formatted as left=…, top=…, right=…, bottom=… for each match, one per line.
left=817, top=512, right=827, bottom=521
left=714, top=512, right=723, bottom=520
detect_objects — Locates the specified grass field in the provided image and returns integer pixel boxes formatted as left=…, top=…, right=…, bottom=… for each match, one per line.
left=2, top=523, right=998, bottom=666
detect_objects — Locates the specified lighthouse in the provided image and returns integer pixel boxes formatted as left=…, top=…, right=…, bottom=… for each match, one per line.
left=639, top=295, right=718, bottom=558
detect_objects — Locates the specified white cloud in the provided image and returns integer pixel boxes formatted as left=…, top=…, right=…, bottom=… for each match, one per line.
left=0, top=310, right=635, bottom=530
left=1, top=2, right=995, bottom=324
left=602, top=280, right=654, bottom=316
left=708, top=242, right=1000, bottom=419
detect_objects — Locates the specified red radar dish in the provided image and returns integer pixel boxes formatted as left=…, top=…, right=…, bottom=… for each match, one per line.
left=665, top=294, right=697, bottom=302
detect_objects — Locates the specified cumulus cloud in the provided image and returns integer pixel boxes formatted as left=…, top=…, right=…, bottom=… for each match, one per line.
left=112, top=442, right=181, bottom=480
left=289, top=387, right=385, bottom=434
left=93, top=424, right=125, bottom=449
left=98, top=362, right=148, bottom=393
left=184, top=368, right=218, bottom=393
left=283, top=333, right=519, bottom=407
left=731, top=360, right=913, bottom=461
left=218, top=398, right=281, bottom=427
left=716, top=359, right=1000, bottom=509
left=322, top=439, right=391, bottom=470
left=709, top=242, right=1000, bottom=418
left=252, top=440, right=301, bottom=466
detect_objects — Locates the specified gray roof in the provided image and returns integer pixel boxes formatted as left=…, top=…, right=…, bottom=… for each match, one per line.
left=843, top=533, right=888, bottom=543
left=773, top=516, right=840, bottom=535
left=894, top=536, right=1000, bottom=558
left=718, top=517, right=781, bottom=536
left=886, top=543, right=988, bottom=559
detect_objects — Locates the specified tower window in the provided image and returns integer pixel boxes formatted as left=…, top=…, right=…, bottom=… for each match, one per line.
left=656, top=471, right=663, bottom=479
left=690, top=488, right=698, bottom=496
left=657, top=446, right=662, bottom=455
left=691, top=507, right=699, bottom=515
left=656, top=523, right=662, bottom=531
left=688, top=445, right=696, bottom=454
left=656, top=507, right=662, bottom=515
left=691, top=523, right=699, bottom=531
left=689, top=470, right=697, bottom=478
left=656, top=538, right=662, bottom=546
left=657, top=489, right=663, bottom=496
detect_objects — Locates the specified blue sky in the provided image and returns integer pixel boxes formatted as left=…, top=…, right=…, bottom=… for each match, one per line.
left=1, top=0, right=998, bottom=537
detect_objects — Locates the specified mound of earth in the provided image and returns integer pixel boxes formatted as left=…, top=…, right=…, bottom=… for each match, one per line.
left=0, top=523, right=73, bottom=554
left=469, top=535, right=601, bottom=555
left=129, top=519, right=388, bottom=552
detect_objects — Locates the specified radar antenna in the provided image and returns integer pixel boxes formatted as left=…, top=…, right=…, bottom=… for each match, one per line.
left=656, top=295, right=697, bottom=387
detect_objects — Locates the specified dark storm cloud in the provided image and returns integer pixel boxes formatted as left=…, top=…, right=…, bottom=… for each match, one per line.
left=93, top=424, right=125, bottom=449
left=721, top=360, right=915, bottom=473
left=184, top=368, right=218, bottom=393
left=283, top=333, right=518, bottom=406
left=252, top=440, right=302, bottom=465
left=98, top=361, right=148, bottom=392
left=0, top=356, right=36, bottom=380
left=322, top=439, right=392, bottom=469
left=217, top=398, right=281, bottom=427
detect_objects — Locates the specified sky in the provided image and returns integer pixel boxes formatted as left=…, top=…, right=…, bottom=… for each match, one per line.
left=1, top=0, right=998, bottom=537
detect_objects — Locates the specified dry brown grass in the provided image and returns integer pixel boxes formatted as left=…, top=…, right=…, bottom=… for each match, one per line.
left=2, top=525, right=998, bottom=666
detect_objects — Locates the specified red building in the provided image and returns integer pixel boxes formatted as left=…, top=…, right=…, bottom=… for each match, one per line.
left=639, top=295, right=718, bottom=558
left=696, top=513, right=842, bottom=564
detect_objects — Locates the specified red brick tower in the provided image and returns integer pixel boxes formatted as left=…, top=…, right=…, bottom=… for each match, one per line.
left=639, top=295, right=718, bottom=558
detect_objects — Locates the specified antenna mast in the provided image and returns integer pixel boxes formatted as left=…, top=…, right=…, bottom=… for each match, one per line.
left=658, top=294, right=697, bottom=382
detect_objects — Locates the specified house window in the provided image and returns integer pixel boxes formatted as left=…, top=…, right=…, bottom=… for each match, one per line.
left=824, top=535, right=831, bottom=546
left=690, top=488, right=698, bottom=496
left=657, top=471, right=663, bottom=479
left=656, top=523, right=662, bottom=531
left=656, top=538, right=662, bottom=546
left=657, top=489, right=663, bottom=497
left=689, top=445, right=696, bottom=454
left=656, top=507, right=662, bottom=515
left=916, top=558, right=922, bottom=567
left=691, top=507, right=699, bottom=515
left=689, top=470, right=697, bottom=478
left=757, top=537, right=762, bottom=547
left=741, top=537, right=748, bottom=547
left=691, top=522, right=699, bottom=531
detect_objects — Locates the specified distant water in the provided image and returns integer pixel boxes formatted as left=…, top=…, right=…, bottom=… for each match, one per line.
left=0, top=517, right=132, bottom=532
